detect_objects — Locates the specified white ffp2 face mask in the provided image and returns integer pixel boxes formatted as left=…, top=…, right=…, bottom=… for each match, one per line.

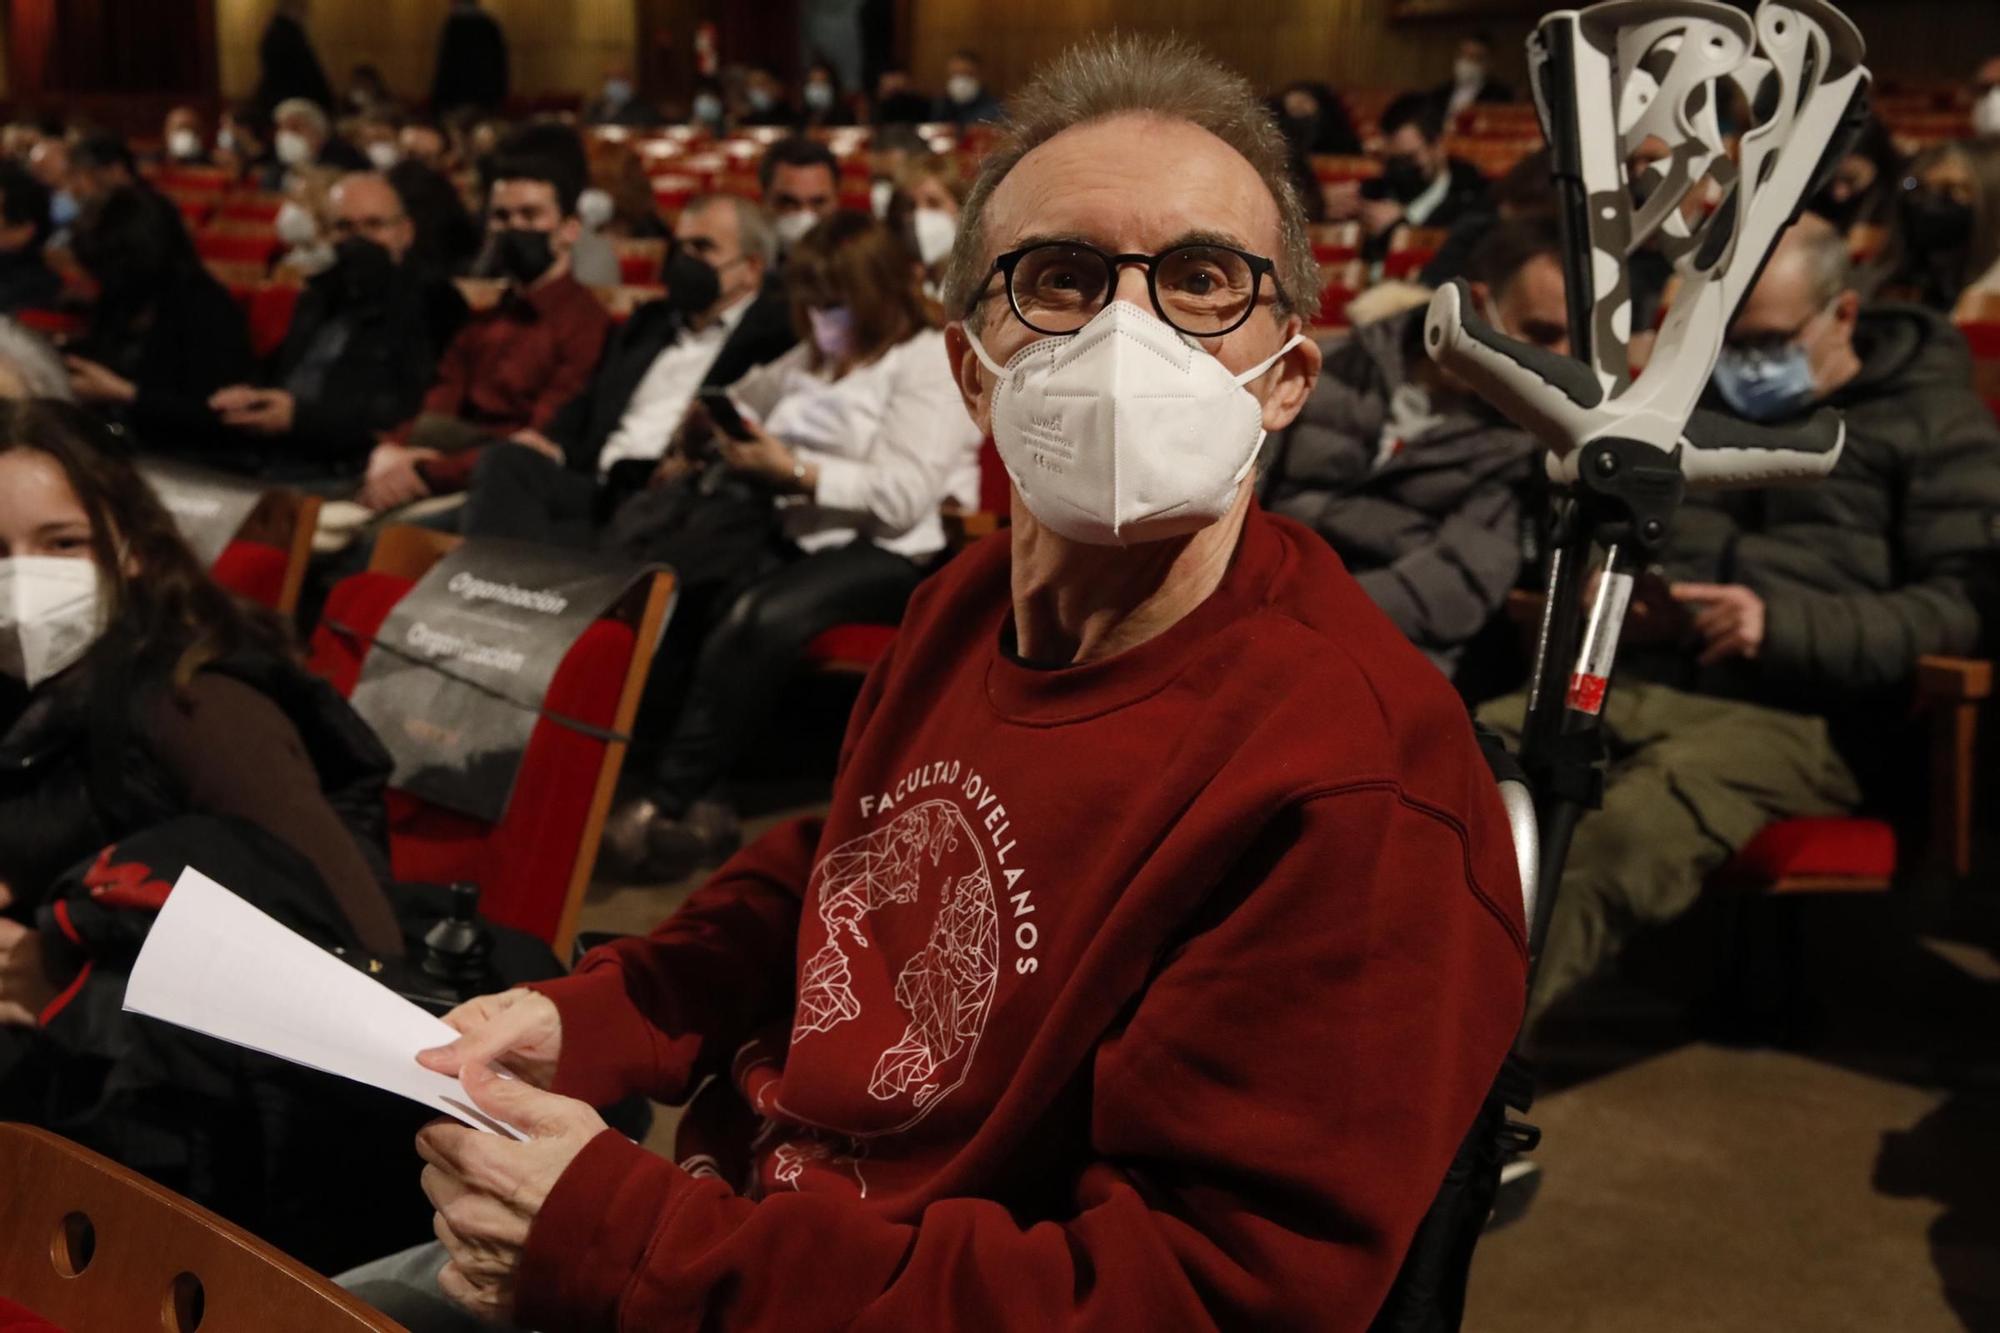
left=966, top=300, right=1301, bottom=546
left=912, top=206, right=957, bottom=267
left=1975, top=88, right=2000, bottom=140
left=0, top=556, right=109, bottom=688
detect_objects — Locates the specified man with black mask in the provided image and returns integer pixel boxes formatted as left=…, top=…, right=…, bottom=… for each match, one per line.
left=209, top=172, right=468, bottom=489
left=1327, top=92, right=1489, bottom=266
left=459, top=194, right=797, bottom=545
left=355, top=152, right=610, bottom=511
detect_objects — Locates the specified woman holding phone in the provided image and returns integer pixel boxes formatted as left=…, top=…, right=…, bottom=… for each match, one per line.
left=606, top=210, right=982, bottom=876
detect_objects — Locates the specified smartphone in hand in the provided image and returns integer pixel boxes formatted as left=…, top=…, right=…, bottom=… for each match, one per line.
left=696, top=389, right=756, bottom=441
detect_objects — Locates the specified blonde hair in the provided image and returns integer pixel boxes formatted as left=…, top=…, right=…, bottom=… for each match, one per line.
left=941, top=32, right=1318, bottom=326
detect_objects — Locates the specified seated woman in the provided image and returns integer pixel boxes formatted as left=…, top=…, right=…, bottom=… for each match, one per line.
left=1883, top=138, right=2000, bottom=314
left=605, top=211, right=983, bottom=876
left=61, top=187, right=256, bottom=467
left=0, top=399, right=416, bottom=1266
left=886, top=151, right=967, bottom=294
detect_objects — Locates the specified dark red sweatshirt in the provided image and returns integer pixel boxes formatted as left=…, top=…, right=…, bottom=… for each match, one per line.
left=517, top=503, right=1528, bottom=1332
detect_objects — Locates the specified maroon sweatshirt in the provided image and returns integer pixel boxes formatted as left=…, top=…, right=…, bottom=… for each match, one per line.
left=517, top=503, right=1528, bottom=1332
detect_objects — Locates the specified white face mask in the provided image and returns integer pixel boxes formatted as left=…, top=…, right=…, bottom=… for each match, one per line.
left=966, top=301, right=1302, bottom=546
left=576, top=186, right=615, bottom=230
left=167, top=128, right=202, bottom=161
left=0, top=556, right=109, bottom=688
left=1975, top=88, right=2000, bottom=139
left=365, top=141, right=401, bottom=171
left=275, top=199, right=319, bottom=247
left=947, top=74, right=981, bottom=105
left=912, top=206, right=957, bottom=267
left=775, top=209, right=818, bottom=246
left=1454, top=58, right=1486, bottom=87
left=275, top=129, right=313, bottom=167
left=216, top=128, right=239, bottom=155
left=869, top=178, right=894, bottom=219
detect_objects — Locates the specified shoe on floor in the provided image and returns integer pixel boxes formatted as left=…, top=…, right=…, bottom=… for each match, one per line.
left=598, top=794, right=669, bottom=880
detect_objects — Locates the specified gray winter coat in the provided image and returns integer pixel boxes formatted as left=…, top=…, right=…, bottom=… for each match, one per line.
left=1262, top=310, right=1537, bottom=671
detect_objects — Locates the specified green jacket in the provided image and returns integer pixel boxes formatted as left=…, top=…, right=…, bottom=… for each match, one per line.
left=1647, top=305, right=2000, bottom=727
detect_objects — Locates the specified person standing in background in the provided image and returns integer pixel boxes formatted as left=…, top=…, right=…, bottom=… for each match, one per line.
left=935, top=50, right=1004, bottom=127
left=800, top=0, right=867, bottom=98
left=253, top=0, right=334, bottom=119
left=1431, top=32, right=1515, bottom=122
left=431, top=0, right=510, bottom=121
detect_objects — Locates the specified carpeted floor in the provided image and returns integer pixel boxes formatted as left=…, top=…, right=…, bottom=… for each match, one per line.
left=575, top=812, right=2000, bottom=1333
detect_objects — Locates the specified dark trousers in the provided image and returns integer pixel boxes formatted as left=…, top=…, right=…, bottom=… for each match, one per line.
left=648, top=540, right=923, bottom=810
left=460, top=440, right=605, bottom=549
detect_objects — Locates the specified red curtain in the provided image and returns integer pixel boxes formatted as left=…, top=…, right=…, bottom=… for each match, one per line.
left=9, top=0, right=216, bottom=98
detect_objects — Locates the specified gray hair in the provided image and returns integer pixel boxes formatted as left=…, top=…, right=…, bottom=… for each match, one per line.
left=941, top=33, right=1319, bottom=327
left=695, top=194, right=779, bottom=270
left=0, top=318, right=73, bottom=401
left=272, top=98, right=328, bottom=137
left=1793, top=214, right=1855, bottom=307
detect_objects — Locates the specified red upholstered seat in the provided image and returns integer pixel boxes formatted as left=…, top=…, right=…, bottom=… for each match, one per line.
left=1716, top=816, right=1897, bottom=889
left=616, top=251, right=662, bottom=284
left=307, top=571, right=637, bottom=944
left=0, top=1295, right=65, bottom=1332
left=214, top=194, right=283, bottom=224
left=15, top=308, right=84, bottom=340
left=247, top=282, right=301, bottom=359
left=210, top=540, right=289, bottom=611
left=195, top=229, right=279, bottom=267
left=802, top=622, right=897, bottom=671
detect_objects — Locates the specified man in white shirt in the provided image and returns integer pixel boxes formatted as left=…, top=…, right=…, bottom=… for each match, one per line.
left=460, top=195, right=798, bottom=546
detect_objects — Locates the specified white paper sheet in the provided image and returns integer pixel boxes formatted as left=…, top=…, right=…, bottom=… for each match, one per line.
left=122, top=867, right=525, bottom=1138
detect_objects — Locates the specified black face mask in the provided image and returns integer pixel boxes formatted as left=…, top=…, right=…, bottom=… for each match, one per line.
left=1382, top=154, right=1432, bottom=203
left=1900, top=191, right=1973, bottom=256
left=663, top=246, right=721, bottom=317
left=334, top=236, right=396, bottom=302
left=1807, top=185, right=1863, bottom=234
left=486, top=227, right=555, bottom=284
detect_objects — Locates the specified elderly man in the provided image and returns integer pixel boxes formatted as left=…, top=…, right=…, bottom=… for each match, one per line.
left=459, top=194, right=796, bottom=544
left=271, top=96, right=366, bottom=178
left=1484, top=214, right=2000, bottom=1020
left=342, top=34, right=1526, bottom=1332
left=208, top=171, right=467, bottom=486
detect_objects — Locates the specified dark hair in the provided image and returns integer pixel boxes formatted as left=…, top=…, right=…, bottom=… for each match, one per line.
left=491, top=121, right=587, bottom=214
left=71, top=131, right=137, bottom=177
left=784, top=210, right=934, bottom=371
left=1490, top=148, right=1554, bottom=216
left=1465, top=214, right=1564, bottom=293
left=0, top=162, right=52, bottom=249
left=758, top=136, right=839, bottom=194
left=1469, top=30, right=1498, bottom=51
left=0, top=400, right=289, bottom=686
left=951, top=50, right=983, bottom=67
left=1380, top=91, right=1446, bottom=144
left=71, top=186, right=201, bottom=308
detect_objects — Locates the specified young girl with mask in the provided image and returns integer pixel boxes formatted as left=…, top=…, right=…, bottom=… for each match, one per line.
left=604, top=211, right=983, bottom=875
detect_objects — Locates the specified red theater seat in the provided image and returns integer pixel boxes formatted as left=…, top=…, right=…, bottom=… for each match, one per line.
left=802, top=622, right=897, bottom=673
left=210, top=540, right=290, bottom=613
left=307, top=532, right=674, bottom=952
left=246, top=281, right=301, bottom=360
left=1715, top=816, right=1898, bottom=891
left=195, top=228, right=280, bottom=268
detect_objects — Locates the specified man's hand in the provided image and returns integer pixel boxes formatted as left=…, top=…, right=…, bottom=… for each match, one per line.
left=0, top=918, right=56, bottom=1028
left=508, top=429, right=565, bottom=464
left=417, top=988, right=563, bottom=1089
left=1671, top=582, right=1766, bottom=666
left=211, top=387, right=296, bottom=434
left=1323, top=180, right=1363, bottom=222
left=416, top=1063, right=606, bottom=1324
left=65, top=356, right=137, bottom=405
left=720, top=421, right=810, bottom=493
left=1360, top=197, right=1406, bottom=238
left=358, top=442, right=438, bottom=512
left=648, top=452, right=694, bottom=490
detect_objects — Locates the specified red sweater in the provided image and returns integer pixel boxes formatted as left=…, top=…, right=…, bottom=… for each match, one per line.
left=518, top=504, right=1527, bottom=1332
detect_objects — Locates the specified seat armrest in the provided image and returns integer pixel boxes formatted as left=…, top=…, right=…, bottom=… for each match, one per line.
left=1915, top=655, right=1992, bottom=706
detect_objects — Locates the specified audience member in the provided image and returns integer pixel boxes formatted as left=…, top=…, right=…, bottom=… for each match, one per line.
left=799, top=60, right=856, bottom=129
left=344, top=62, right=396, bottom=118
left=1972, top=55, right=2000, bottom=139
left=761, top=135, right=840, bottom=249
left=583, top=64, right=660, bottom=128
left=738, top=68, right=794, bottom=128
left=1275, top=80, right=1364, bottom=156
left=358, top=151, right=610, bottom=510
left=889, top=152, right=966, bottom=283
left=162, top=107, right=209, bottom=166
left=213, top=102, right=270, bottom=180
left=461, top=195, right=793, bottom=544
left=1330, top=92, right=1489, bottom=262
left=0, top=163, right=59, bottom=314
left=431, top=0, right=510, bottom=119
left=64, top=187, right=255, bottom=462
left=0, top=122, right=42, bottom=165
left=690, top=79, right=729, bottom=135
left=1809, top=115, right=1904, bottom=241
left=398, top=120, right=451, bottom=173
left=350, top=114, right=404, bottom=172
left=275, top=166, right=340, bottom=275
left=799, top=0, right=867, bottom=95
left=1433, top=32, right=1515, bottom=121
left=585, top=141, right=670, bottom=241
left=1887, top=139, right=2000, bottom=315
left=936, top=49, right=1004, bottom=127
left=253, top=0, right=334, bottom=118
left=340, top=37, right=1524, bottom=1333
left=499, top=120, right=619, bottom=286
left=1420, top=147, right=1552, bottom=286
left=67, top=133, right=140, bottom=205
left=1264, top=217, right=1563, bottom=673
left=1483, top=215, right=2000, bottom=1020
left=872, top=68, right=934, bottom=125
left=25, top=139, right=75, bottom=242
left=603, top=210, right=982, bottom=873
left=273, top=97, right=368, bottom=176
left=209, top=172, right=468, bottom=487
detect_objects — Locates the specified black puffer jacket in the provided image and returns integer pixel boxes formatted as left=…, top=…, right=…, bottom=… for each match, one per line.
left=1262, top=309, right=1537, bottom=671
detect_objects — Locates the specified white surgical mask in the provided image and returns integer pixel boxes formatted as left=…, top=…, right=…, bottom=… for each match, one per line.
left=1454, top=58, right=1485, bottom=87
left=603, top=78, right=634, bottom=106
left=1975, top=88, right=2000, bottom=140
left=365, top=141, right=401, bottom=171
left=576, top=186, right=615, bottom=231
left=912, top=206, right=957, bottom=267
left=167, top=128, right=202, bottom=161
left=693, top=93, right=724, bottom=125
left=275, top=199, right=318, bottom=247
left=804, top=82, right=835, bottom=112
left=809, top=304, right=855, bottom=360
left=0, top=556, right=109, bottom=688
left=869, top=178, right=893, bottom=219
left=216, top=128, right=239, bottom=156
left=966, top=301, right=1302, bottom=546
left=947, top=74, right=981, bottom=105
left=275, top=129, right=313, bottom=167
left=775, top=209, right=817, bottom=246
